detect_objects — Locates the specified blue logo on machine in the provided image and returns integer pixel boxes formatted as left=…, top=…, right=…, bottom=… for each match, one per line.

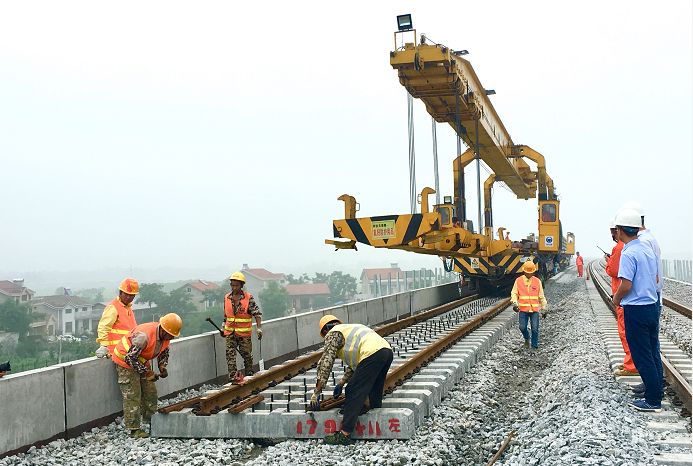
left=544, top=236, right=554, bottom=247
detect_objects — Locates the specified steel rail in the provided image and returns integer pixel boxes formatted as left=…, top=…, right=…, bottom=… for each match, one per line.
left=663, top=298, right=692, bottom=319
left=588, top=261, right=692, bottom=414
left=159, top=295, right=479, bottom=415
left=320, top=298, right=510, bottom=411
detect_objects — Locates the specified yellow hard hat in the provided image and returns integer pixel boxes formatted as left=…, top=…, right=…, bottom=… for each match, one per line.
left=159, top=313, right=183, bottom=337
left=522, top=261, right=537, bottom=274
left=228, top=271, right=246, bottom=283
left=319, top=314, right=341, bottom=334
left=118, top=278, right=139, bottom=295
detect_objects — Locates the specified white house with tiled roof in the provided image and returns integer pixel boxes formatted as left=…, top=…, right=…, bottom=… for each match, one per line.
left=0, top=279, right=35, bottom=304
left=240, top=264, right=286, bottom=298
left=176, top=279, right=221, bottom=311
left=32, top=295, right=96, bottom=337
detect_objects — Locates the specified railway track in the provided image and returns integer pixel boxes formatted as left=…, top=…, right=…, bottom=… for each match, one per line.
left=153, top=293, right=517, bottom=439
left=588, top=260, right=692, bottom=414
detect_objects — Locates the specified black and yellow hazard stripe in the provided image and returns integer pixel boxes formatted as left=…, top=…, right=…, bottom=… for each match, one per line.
left=332, top=213, right=438, bottom=248
left=452, top=252, right=526, bottom=277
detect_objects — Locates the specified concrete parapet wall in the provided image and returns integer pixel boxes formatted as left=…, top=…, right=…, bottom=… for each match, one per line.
left=0, top=282, right=459, bottom=456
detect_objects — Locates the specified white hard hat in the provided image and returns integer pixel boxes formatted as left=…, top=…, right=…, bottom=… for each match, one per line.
left=608, top=218, right=616, bottom=229
left=621, top=201, right=644, bottom=217
left=614, top=208, right=642, bottom=228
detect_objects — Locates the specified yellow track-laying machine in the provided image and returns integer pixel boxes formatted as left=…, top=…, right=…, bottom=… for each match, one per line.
left=326, top=17, right=575, bottom=286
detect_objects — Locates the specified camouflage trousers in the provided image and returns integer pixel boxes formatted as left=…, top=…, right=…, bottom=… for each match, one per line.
left=116, top=366, right=158, bottom=430
left=225, top=334, right=253, bottom=376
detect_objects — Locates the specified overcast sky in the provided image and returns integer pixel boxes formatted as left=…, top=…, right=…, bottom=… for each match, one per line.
left=1, top=1, right=691, bottom=290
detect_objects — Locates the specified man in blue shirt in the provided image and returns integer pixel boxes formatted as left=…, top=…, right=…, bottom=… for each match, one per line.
left=612, top=208, right=661, bottom=412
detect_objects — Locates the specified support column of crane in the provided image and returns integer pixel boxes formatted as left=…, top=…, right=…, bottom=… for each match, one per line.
left=432, top=118, right=440, bottom=206
left=407, top=92, right=417, bottom=214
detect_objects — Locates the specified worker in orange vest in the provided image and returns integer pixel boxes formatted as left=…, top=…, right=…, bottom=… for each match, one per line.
left=605, top=219, right=638, bottom=377
left=223, top=272, right=263, bottom=383
left=511, top=261, right=548, bottom=349
left=95, top=278, right=139, bottom=358
left=112, top=313, right=182, bottom=438
left=576, top=252, right=584, bottom=277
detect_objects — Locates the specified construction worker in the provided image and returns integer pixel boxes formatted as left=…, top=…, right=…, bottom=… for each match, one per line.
left=605, top=218, right=637, bottom=377
left=309, top=315, right=393, bottom=445
left=575, top=252, right=584, bottom=277
left=612, top=208, right=662, bottom=412
left=511, top=261, right=548, bottom=349
left=112, top=313, right=182, bottom=437
left=223, top=272, right=262, bottom=383
left=95, top=278, right=139, bottom=358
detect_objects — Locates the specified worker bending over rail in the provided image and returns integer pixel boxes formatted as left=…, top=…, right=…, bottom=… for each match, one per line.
left=310, top=315, right=394, bottom=445
left=112, top=313, right=183, bottom=438
left=605, top=219, right=638, bottom=377
left=511, top=261, right=548, bottom=349
left=95, top=278, right=139, bottom=358
left=223, top=272, right=263, bottom=384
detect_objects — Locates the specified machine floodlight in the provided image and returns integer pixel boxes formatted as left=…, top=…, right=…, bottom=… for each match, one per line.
left=485, top=89, right=496, bottom=96
left=453, top=50, right=469, bottom=56
left=443, top=196, right=453, bottom=204
left=397, top=14, right=413, bottom=31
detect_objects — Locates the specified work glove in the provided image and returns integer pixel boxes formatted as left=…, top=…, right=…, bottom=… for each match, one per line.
left=309, top=393, right=322, bottom=411
left=144, top=371, right=159, bottom=382
left=512, top=304, right=520, bottom=313
left=95, top=346, right=110, bottom=359
left=159, top=367, right=168, bottom=379
left=257, top=328, right=263, bottom=340
left=333, top=383, right=343, bottom=397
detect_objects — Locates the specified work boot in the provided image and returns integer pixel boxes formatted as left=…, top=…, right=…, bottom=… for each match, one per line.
left=523, top=340, right=530, bottom=349
left=613, top=369, right=639, bottom=377
left=130, top=429, right=149, bottom=439
left=324, top=431, right=354, bottom=445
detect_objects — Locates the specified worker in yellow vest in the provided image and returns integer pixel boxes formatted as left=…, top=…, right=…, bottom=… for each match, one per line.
left=112, top=313, right=182, bottom=438
left=511, top=261, right=548, bottom=349
left=309, top=315, right=393, bottom=445
left=223, top=272, right=263, bottom=383
left=95, top=278, right=139, bottom=358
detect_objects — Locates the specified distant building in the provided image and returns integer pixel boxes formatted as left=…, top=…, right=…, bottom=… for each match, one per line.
left=0, top=279, right=35, bottom=304
left=32, top=295, right=96, bottom=336
left=177, top=279, right=221, bottom=311
left=360, top=264, right=404, bottom=297
left=240, top=264, right=287, bottom=298
left=286, top=283, right=331, bottom=313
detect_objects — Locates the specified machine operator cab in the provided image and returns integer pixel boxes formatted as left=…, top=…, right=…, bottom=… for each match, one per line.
left=434, top=196, right=475, bottom=232
left=538, top=200, right=560, bottom=253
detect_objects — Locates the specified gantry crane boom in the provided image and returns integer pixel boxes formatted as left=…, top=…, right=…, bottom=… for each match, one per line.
left=390, top=41, right=536, bottom=200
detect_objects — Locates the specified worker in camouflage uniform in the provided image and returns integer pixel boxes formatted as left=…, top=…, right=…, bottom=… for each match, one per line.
left=309, top=315, right=393, bottom=445
left=223, top=272, right=263, bottom=383
left=111, top=313, right=183, bottom=438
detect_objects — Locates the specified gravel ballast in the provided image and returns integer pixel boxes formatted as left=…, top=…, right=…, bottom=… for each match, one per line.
left=0, top=271, right=680, bottom=465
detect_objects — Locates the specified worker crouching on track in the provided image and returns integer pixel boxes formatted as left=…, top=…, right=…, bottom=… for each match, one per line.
left=511, top=261, right=548, bottom=349
left=309, top=315, right=394, bottom=445
left=112, top=313, right=183, bottom=438
left=223, top=272, right=263, bottom=383
left=95, top=278, right=139, bottom=359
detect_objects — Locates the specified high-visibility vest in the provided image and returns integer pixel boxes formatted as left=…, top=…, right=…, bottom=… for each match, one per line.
left=515, top=276, right=542, bottom=312
left=223, top=292, right=253, bottom=337
left=576, top=256, right=584, bottom=267
left=102, top=298, right=137, bottom=351
left=328, top=324, right=391, bottom=371
left=112, top=322, right=170, bottom=370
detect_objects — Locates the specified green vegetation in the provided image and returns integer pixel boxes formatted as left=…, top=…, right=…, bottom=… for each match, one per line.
left=258, top=281, right=291, bottom=320
left=0, top=300, right=32, bottom=336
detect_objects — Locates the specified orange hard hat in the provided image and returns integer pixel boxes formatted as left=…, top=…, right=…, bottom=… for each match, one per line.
left=159, top=313, right=183, bottom=337
left=319, top=314, right=341, bottom=334
left=522, top=261, right=537, bottom=274
left=119, top=278, right=139, bottom=295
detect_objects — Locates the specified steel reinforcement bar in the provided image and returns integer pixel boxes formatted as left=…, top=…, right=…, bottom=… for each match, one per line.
left=588, top=261, right=692, bottom=414
left=159, top=295, right=479, bottom=415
